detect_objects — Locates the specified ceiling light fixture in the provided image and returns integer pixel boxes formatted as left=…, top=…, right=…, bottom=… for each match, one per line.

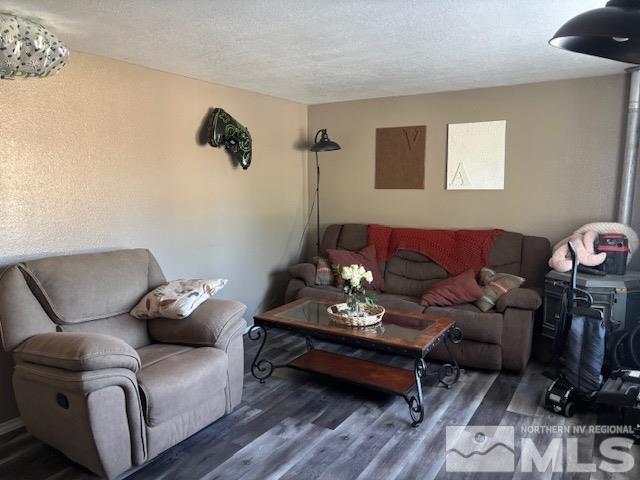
left=550, top=0, right=640, bottom=225
left=549, top=0, right=640, bottom=64
left=0, top=13, right=69, bottom=79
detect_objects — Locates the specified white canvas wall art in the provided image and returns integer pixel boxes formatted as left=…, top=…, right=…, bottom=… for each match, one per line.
left=446, top=120, right=506, bottom=190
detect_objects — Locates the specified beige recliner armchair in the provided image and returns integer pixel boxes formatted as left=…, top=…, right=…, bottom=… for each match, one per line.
left=0, top=249, right=247, bottom=479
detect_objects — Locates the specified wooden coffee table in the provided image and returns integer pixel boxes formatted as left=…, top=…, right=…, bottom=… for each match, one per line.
left=250, top=297, right=462, bottom=427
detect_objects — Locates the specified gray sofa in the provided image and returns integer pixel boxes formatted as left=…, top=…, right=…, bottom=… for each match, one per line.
left=286, top=224, right=551, bottom=372
left=0, top=249, right=247, bottom=479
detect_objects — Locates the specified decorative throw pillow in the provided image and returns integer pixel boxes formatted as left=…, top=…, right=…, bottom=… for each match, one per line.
left=313, top=256, right=333, bottom=286
left=420, top=269, right=483, bottom=307
left=474, top=268, right=525, bottom=312
left=327, top=244, right=384, bottom=291
left=131, top=278, right=227, bottom=319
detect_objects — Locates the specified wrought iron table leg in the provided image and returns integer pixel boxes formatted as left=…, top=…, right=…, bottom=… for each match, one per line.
left=438, top=326, right=463, bottom=388
left=405, top=358, right=426, bottom=427
left=305, top=336, right=314, bottom=351
left=248, top=325, right=274, bottom=383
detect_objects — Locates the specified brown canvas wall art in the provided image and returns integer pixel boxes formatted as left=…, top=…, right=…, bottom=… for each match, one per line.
left=375, top=125, right=426, bottom=189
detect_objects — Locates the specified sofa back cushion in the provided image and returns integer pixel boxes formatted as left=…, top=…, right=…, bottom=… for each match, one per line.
left=488, top=231, right=523, bottom=276
left=327, top=245, right=385, bottom=291
left=384, top=250, right=447, bottom=297
left=319, top=224, right=550, bottom=297
left=20, top=249, right=164, bottom=324
left=58, top=313, right=151, bottom=349
left=321, top=224, right=369, bottom=254
left=1, top=249, right=167, bottom=349
left=0, top=266, right=56, bottom=352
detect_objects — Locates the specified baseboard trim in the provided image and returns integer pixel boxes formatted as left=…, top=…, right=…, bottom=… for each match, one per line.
left=0, top=417, right=24, bottom=435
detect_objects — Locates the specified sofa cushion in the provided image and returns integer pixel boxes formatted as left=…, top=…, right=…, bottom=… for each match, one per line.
left=383, top=250, right=448, bottom=297
left=297, top=285, right=344, bottom=302
left=20, top=249, right=156, bottom=324
left=520, top=236, right=552, bottom=289
left=425, top=306, right=502, bottom=344
left=0, top=266, right=56, bottom=352
left=489, top=231, right=523, bottom=275
left=319, top=224, right=371, bottom=255
left=420, top=269, right=483, bottom=307
left=59, top=313, right=151, bottom=349
left=327, top=245, right=384, bottom=291
left=375, top=293, right=424, bottom=312
left=495, top=287, right=542, bottom=313
left=288, top=263, right=316, bottom=287
left=137, top=343, right=193, bottom=368
left=137, top=347, right=227, bottom=427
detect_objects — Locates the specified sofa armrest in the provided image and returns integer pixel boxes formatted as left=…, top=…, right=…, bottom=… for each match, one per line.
left=495, top=288, right=542, bottom=313
left=288, top=262, right=316, bottom=287
left=13, top=332, right=141, bottom=373
left=148, top=298, right=247, bottom=350
left=501, top=308, right=535, bottom=372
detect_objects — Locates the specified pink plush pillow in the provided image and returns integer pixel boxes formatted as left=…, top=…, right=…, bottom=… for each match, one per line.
left=420, top=269, right=483, bottom=307
left=327, top=244, right=384, bottom=291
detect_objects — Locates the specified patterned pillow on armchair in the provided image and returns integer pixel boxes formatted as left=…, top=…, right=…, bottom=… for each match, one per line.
left=131, top=278, right=227, bottom=319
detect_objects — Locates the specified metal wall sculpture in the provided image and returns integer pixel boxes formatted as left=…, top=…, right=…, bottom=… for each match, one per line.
left=207, top=108, right=252, bottom=170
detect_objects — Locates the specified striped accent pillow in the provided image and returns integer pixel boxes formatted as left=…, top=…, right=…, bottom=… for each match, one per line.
left=313, top=257, right=334, bottom=286
left=474, top=268, right=525, bottom=312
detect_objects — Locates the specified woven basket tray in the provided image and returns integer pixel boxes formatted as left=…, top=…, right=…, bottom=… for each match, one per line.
left=327, top=303, right=385, bottom=327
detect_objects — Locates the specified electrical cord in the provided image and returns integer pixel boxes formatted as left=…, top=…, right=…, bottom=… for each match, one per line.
left=296, top=184, right=318, bottom=256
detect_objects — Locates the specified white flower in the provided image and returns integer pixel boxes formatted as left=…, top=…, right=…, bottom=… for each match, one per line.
left=340, top=264, right=373, bottom=289
left=341, top=266, right=352, bottom=280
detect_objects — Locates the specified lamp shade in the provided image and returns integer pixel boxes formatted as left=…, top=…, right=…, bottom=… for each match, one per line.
left=310, top=129, right=341, bottom=152
left=550, top=0, right=640, bottom=64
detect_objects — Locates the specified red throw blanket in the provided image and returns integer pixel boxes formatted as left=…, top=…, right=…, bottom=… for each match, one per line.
left=368, top=224, right=503, bottom=275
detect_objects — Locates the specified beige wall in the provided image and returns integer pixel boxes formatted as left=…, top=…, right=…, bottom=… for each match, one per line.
left=0, top=56, right=636, bottom=425
left=308, top=75, right=632, bottom=248
left=0, top=52, right=308, bottom=422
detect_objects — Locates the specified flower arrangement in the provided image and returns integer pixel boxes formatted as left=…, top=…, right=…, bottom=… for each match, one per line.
left=338, top=264, right=377, bottom=315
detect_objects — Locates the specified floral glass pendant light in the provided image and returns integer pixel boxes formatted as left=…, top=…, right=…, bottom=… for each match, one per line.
left=0, top=13, right=69, bottom=79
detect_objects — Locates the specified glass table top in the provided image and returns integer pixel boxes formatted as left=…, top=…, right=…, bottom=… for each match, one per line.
left=273, top=300, right=437, bottom=344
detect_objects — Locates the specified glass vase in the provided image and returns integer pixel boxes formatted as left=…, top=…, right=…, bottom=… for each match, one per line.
left=346, top=291, right=363, bottom=317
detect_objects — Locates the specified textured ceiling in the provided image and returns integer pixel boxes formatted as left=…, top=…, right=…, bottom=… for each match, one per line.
left=0, top=0, right=631, bottom=104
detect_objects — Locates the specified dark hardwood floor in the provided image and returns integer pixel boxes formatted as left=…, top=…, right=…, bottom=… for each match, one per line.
left=1, top=330, right=639, bottom=480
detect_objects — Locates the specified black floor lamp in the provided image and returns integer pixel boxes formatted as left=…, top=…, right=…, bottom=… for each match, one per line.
left=310, top=129, right=341, bottom=256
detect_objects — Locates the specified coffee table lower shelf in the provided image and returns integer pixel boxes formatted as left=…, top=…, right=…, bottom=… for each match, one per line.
left=256, top=347, right=435, bottom=427
left=288, top=349, right=416, bottom=396
left=248, top=320, right=462, bottom=427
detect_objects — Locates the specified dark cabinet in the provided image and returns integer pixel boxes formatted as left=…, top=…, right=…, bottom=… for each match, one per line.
left=542, top=270, right=640, bottom=370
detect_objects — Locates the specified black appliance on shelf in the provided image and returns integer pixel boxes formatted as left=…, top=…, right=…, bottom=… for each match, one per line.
left=595, top=233, right=630, bottom=275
